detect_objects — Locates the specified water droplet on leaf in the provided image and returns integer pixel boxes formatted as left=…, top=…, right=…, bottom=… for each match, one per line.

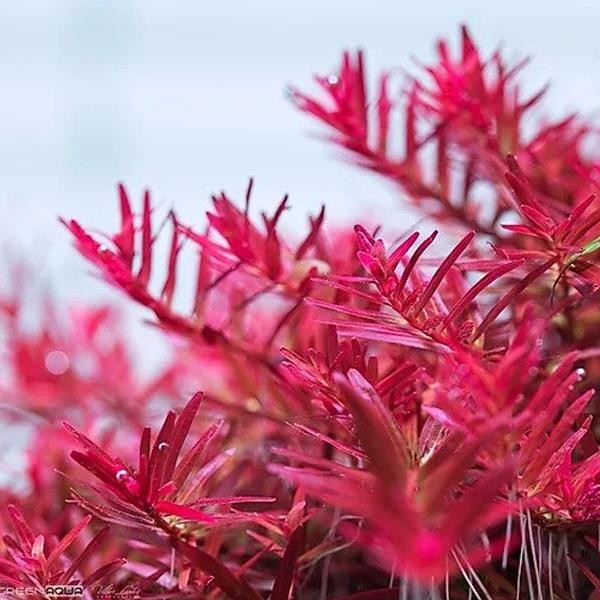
left=116, top=469, right=129, bottom=481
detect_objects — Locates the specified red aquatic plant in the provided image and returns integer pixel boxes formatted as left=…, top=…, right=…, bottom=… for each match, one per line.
left=0, top=504, right=124, bottom=596
left=2, top=24, right=600, bottom=600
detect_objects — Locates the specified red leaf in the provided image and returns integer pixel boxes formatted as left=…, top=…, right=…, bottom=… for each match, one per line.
left=171, top=538, right=261, bottom=600
left=412, top=231, right=475, bottom=315
left=271, top=525, right=305, bottom=600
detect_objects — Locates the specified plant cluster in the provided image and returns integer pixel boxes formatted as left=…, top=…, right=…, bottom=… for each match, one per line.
left=2, top=26, right=600, bottom=599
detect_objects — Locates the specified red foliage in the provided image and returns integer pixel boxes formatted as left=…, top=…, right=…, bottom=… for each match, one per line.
left=2, top=24, right=600, bottom=599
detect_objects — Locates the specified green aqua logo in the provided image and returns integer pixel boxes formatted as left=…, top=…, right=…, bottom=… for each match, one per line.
left=44, top=586, right=84, bottom=597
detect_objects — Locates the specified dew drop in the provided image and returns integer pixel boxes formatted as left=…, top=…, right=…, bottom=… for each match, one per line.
left=45, top=350, right=70, bottom=376
left=528, top=366, right=539, bottom=377
left=327, top=74, right=339, bottom=85
left=98, top=244, right=109, bottom=253
left=576, top=367, right=587, bottom=380
left=158, top=442, right=169, bottom=451
left=115, top=469, right=129, bottom=481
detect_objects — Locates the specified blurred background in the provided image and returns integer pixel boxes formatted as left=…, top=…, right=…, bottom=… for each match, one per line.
left=1, top=0, right=600, bottom=306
